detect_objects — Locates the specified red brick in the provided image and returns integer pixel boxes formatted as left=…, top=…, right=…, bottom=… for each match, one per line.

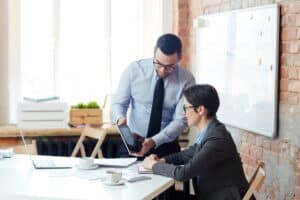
left=281, top=54, right=294, bottom=66
left=256, top=136, right=263, bottom=147
left=282, top=28, right=297, bottom=41
left=263, top=149, right=279, bottom=160
left=286, top=2, right=300, bottom=14
left=246, top=133, right=256, bottom=145
left=288, top=67, right=298, bottom=79
left=282, top=14, right=296, bottom=26
left=296, top=14, right=300, bottom=26
left=294, top=55, right=300, bottom=67
left=296, top=186, right=300, bottom=199
left=262, top=140, right=271, bottom=150
left=279, top=91, right=298, bottom=104
left=297, top=160, right=300, bottom=172
left=297, top=174, right=300, bottom=186
left=290, top=42, right=299, bottom=53
left=279, top=140, right=291, bottom=157
left=280, top=67, right=288, bottom=79
left=250, top=145, right=263, bottom=159
left=281, top=41, right=299, bottom=54
left=241, top=133, right=248, bottom=142
left=297, top=29, right=300, bottom=40
left=240, top=142, right=251, bottom=154
left=241, top=154, right=257, bottom=166
left=281, top=3, right=288, bottom=15
left=280, top=79, right=289, bottom=91
left=271, top=142, right=280, bottom=153
left=288, top=80, right=300, bottom=92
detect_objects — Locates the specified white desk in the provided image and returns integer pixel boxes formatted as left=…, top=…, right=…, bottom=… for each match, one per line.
left=0, top=155, right=174, bottom=200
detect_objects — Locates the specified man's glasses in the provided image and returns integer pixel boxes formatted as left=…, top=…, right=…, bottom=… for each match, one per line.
left=183, top=105, right=196, bottom=113
left=153, top=60, right=176, bottom=71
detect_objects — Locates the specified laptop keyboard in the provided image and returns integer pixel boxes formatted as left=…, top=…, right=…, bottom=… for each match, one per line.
left=33, top=159, right=56, bottom=168
left=32, top=158, right=73, bottom=168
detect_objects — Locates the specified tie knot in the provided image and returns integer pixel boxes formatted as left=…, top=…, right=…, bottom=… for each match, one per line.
left=157, top=78, right=164, bottom=85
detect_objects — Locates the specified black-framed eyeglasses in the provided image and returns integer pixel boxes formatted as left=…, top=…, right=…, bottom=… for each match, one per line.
left=183, top=105, right=196, bottom=113
left=153, top=60, right=176, bottom=71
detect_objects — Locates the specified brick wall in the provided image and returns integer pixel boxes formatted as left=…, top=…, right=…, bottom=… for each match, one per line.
left=173, top=0, right=300, bottom=199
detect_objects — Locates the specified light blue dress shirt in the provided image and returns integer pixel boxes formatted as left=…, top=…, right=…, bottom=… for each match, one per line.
left=195, top=122, right=210, bottom=144
left=111, top=58, right=195, bottom=147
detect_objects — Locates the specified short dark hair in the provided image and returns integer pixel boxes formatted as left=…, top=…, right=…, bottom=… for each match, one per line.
left=183, top=84, right=220, bottom=118
left=154, top=33, right=182, bottom=57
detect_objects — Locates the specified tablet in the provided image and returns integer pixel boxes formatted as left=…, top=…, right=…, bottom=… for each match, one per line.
left=117, top=124, right=143, bottom=154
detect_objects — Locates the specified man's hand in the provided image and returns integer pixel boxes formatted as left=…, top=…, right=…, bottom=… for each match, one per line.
left=149, top=154, right=166, bottom=163
left=142, top=156, right=157, bottom=169
left=131, top=138, right=155, bottom=157
left=117, top=117, right=127, bottom=125
left=142, top=154, right=166, bottom=169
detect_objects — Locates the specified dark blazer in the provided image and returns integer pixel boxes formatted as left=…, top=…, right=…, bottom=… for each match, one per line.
left=152, top=119, right=254, bottom=200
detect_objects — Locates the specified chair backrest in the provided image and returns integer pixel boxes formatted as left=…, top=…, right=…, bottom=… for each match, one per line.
left=14, top=139, right=37, bottom=155
left=71, top=126, right=107, bottom=158
left=243, top=162, right=266, bottom=200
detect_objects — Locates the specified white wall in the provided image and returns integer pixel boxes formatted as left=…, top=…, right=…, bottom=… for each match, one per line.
left=0, top=0, right=9, bottom=125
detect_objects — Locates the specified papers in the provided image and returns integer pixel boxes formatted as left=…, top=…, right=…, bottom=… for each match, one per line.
left=137, top=163, right=152, bottom=174
left=24, top=96, right=60, bottom=102
left=0, top=148, right=14, bottom=158
left=94, top=158, right=137, bottom=167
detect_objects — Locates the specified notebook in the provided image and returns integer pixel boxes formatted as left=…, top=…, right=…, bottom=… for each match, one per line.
left=19, top=129, right=74, bottom=169
left=138, top=163, right=152, bottom=174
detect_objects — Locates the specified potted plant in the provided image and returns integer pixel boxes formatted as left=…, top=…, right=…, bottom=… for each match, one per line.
left=69, top=101, right=102, bottom=127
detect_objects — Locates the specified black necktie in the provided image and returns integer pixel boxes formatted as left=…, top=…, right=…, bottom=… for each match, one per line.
left=147, top=78, right=164, bottom=138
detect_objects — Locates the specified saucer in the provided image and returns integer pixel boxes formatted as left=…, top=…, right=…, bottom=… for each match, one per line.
left=104, top=180, right=125, bottom=186
left=75, top=164, right=98, bottom=170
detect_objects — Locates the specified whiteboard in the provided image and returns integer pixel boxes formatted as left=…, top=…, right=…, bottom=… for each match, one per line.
left=194, top=4, right=279, bottom=138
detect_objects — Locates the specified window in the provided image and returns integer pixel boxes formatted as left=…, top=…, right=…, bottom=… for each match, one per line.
left=8, top=0, right=172, bottom=123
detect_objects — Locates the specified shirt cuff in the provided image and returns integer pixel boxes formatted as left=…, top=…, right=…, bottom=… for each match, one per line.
left=151, top=133, right=166, bottom=148
left=114, top=114, right=125, bottom=124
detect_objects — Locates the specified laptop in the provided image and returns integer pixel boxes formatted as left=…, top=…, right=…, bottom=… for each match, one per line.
left=19, top=129, right=74, bottom=169
left=116, top=124, right=143, bottom=154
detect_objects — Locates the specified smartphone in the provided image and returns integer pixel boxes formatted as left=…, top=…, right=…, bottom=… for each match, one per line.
left=127, top=175, right=151, bottom=182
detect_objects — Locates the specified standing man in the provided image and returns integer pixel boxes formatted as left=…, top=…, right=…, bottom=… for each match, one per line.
left=112, top=33, right=195, bottom=157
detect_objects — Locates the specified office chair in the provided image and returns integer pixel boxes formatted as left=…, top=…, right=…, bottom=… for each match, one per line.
left=243, top=161, right=266, bottom=200
left=71, top=125, right=106, bottom=158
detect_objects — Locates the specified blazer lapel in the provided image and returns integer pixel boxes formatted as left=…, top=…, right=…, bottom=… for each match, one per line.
left=199, top=118, right=219, bottom=147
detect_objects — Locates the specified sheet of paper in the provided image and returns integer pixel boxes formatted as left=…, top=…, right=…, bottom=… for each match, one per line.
left=94, top=158, right=137, bottom=167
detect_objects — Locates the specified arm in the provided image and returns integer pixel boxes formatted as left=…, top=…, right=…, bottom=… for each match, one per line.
left=152, top=76, right=195, bottom=147
left=143, top=145, right=196, bottom=169
left=163, top=143, right=197, bottom=165
left=153, top=137, right=234, bottom=182
left=111, top=65, right=132, bottom=123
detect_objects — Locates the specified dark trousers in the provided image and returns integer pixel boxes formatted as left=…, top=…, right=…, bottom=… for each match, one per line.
left=116, top=139, right=180, bottom=158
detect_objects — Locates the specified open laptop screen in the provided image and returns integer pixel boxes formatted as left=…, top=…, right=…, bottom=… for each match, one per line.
left=117, top=124, right=143, bottom=153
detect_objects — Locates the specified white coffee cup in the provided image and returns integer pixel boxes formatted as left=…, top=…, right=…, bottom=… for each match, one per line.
left=107, top=171, right=122, bottom=183
left=78, top=158, right=94, bottom=168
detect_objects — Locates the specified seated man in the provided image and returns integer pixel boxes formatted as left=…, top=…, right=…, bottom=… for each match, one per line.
left=143, top=84, right=255, bottom=200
